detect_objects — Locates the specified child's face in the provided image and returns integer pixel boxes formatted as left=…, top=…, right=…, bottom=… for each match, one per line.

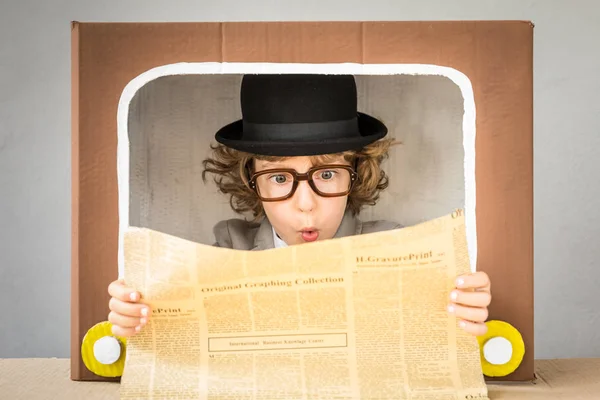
left=253, top=155, right=351, bottom=246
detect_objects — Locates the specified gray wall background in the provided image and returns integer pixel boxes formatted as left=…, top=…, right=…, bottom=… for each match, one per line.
left=1, top=0, right=599, bottom=360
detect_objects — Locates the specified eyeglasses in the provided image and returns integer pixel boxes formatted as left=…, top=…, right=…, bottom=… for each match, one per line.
left=247, top=164, right=358, bottom=202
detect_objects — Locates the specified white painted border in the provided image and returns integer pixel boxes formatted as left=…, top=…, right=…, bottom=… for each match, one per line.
left=116, top=62, right=477, bottom=277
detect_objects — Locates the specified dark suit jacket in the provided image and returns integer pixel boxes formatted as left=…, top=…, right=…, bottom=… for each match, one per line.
left=212, top=210, right=402, bottom=250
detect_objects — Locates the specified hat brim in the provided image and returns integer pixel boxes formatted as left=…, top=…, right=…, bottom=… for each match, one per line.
left=214, top=112, right=388, bottom=156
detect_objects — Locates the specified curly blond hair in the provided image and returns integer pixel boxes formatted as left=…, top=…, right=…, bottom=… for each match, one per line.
left=202, top=138, right=396, bottom=220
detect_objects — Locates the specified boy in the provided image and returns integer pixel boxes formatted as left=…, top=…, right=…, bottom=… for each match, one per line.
left=108, top=74, right=491, bottom=338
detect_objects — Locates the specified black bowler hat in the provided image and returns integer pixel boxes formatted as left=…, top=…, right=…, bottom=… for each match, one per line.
left=214, top=74, right=388, bottom=156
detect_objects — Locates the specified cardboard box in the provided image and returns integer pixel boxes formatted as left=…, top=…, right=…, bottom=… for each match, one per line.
left=71, top=21, right=534, bottom=382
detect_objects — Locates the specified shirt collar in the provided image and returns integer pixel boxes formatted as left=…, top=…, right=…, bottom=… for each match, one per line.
left=272, top=227, right=288, bottom=248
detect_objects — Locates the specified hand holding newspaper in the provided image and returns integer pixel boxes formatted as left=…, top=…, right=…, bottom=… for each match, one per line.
left=120, top=210, right=489, bottom=399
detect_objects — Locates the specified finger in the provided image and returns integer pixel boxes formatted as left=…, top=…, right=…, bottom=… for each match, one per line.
left=448, top=303, right=489, bottom=323
left=109, top=297, right=150, bottom=319
left=108, top=279, right=141, bottom=303
left=111, top=324, right=142, bottom=338
left=456, top=272, right=490, bottom=291
left=450, top=289, right=491, bottom=308
left=458, top=320, right=488, bottom=336
left=108, top=311, right=145, bottom=329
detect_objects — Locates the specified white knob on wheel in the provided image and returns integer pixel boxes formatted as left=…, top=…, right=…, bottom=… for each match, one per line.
left=483, top=336, right=513, bottom=365
left=93, top=336, right=122, bottom=365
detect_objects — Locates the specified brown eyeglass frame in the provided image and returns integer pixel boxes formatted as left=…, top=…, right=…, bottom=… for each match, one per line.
left=247, top=164, right=358, bottom=202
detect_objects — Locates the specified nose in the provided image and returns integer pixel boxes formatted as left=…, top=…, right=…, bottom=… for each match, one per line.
left=293, top=180, right=317, bottom=212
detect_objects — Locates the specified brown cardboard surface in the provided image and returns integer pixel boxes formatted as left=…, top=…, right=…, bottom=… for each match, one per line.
left=2, top=358, right=597, bottom=399
left=71, top=21, right=533, bottom=381
left=486, top=358, right=600, bottom=399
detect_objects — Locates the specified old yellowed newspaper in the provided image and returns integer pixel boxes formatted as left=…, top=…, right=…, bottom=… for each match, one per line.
left=120, top=210, right=489, bottom=400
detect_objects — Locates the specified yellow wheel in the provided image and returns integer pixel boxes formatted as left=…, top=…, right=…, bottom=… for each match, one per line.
left=477, top=320, right=525, bottom=377
left=81, top=321, right=127, bottom=377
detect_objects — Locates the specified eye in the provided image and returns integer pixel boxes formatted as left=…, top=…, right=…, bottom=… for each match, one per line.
left=318, top=170, right=336, bottom=180
left=269, top=174, right=289, bottom=184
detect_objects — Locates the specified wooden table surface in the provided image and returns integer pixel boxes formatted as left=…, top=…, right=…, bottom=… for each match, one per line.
left=1, top=358, right=598, bottom=399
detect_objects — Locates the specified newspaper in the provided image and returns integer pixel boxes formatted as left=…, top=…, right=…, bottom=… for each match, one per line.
left=120, top=209, right=489, bottom=400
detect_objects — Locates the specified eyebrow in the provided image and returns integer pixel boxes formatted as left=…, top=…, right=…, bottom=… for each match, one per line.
left=256, top=156, right=347, bottom=170
left=259, top=161, right=288, bottom=169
